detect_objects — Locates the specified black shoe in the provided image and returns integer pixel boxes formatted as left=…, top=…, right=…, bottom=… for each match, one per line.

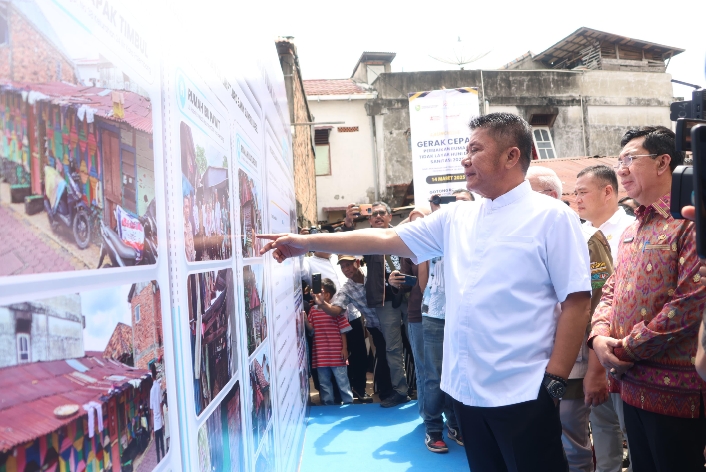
left=380, top=392, right=411, bottom=408
left=352, top=388, right=373, bottom=403
left=425, top=433, right=449, bottom=453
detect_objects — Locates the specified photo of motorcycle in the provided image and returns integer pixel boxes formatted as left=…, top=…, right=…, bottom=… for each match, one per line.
left=43, top=165, right=92, bottom=249
left=97, top=199, right=158, bottom=268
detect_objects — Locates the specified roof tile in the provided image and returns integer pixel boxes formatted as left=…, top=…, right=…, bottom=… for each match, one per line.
left=303, top=79, right=367, bottom=96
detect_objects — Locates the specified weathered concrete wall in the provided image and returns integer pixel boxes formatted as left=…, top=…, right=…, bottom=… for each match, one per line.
left=309, top=99, right=376, bottom=221
left=369, top=69, right=675, bottom=204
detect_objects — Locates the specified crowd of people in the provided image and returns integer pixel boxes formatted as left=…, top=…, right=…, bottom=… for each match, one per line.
left=266, top=112, right=706, bottom=472
left=183, top=188, right=231, bottom=262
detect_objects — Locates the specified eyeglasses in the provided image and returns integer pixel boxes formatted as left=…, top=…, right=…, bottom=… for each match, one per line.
left=613, top=154, right=657, bottom=170
left=370, top=211, right=388, bottom=217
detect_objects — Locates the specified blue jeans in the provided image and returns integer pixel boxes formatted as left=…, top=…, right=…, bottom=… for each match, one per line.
left=407, top=321, right=425, bottom=418
left=318, top=366, right=354, bottom=405
left=422, top=316, right=458, bottom=434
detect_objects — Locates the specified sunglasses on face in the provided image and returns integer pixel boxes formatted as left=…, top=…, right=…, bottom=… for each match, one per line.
left=370, top=211, right=388, bottom=217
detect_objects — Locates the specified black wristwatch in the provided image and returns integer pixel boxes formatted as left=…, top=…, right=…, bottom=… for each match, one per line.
left=542, top=372, right=567, bottom=399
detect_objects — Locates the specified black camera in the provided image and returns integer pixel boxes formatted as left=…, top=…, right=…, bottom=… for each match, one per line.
left=670, top=87, right=703, bottom=223
left=429, top=195, right=456, bottom=205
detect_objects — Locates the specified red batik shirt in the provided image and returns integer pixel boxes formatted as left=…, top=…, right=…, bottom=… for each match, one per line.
left=589, top=193, right=706, bottom=418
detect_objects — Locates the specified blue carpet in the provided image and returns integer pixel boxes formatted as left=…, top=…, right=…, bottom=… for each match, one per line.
left=300, top=401, right=468, bottom=472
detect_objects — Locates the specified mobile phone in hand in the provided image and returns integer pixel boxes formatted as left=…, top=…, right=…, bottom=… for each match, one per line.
left=312, top=273, right=322, bottom=294
left=402, top=274, right=418, bottom=286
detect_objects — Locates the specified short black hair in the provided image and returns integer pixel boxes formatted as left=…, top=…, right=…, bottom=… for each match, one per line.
left=577, top=165, right=619, bottom=194
left=468, top=112, right=533, bottom=173
left=321, top=278, right=337, bottom=297
left=620, top=126, right=683, bottom=172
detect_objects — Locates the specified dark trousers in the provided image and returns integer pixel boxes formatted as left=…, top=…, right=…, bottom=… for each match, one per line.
left=368, top=326, right=393, bottom=397
left=155, top=426, right=165, bottom=462
left=453, top=388, right=567, bottom=472
left=623, top=402, right=706, bottom=472
left=347, top=317, right=368, bottom=394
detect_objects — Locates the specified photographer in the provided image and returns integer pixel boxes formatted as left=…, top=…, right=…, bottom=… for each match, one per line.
left=588, top=126, right=706, bottom=471
left=339, top=201, right=410, bottom=408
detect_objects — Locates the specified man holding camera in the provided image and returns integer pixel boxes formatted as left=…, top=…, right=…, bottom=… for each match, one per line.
left=340, top=201, right=410, bottom=408
left=259, top=113, right=591, bottom=471
left=589, top=126, right=706, bottom=471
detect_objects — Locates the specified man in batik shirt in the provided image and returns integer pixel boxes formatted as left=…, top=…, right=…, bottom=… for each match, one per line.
left=589, top=126, right=706, bottom=471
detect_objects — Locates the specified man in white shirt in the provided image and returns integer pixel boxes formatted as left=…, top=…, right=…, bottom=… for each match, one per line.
left=149, top=369, right=166, bottom=463
left=259, top=113, right=591, bottom=472
left=575, top=164, right=635, bottom=472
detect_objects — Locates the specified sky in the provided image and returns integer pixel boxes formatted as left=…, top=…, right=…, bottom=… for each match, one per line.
left=81, top=284, right=132, bottom=352
left=230, top=0, right=705, bottom=100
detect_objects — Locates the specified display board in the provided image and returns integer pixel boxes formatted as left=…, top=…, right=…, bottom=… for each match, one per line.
left=0, top=1, right=308, bottom=471
left=408, top=88, right=480, bottom=205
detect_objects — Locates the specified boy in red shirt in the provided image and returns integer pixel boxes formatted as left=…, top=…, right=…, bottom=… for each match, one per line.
left=307, top=278, right=354, bottom=405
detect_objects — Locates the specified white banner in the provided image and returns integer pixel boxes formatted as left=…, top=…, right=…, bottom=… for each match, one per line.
left=408, top=88, right=480, bottom=205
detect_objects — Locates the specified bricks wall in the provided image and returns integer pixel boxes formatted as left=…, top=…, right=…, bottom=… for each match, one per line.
left=3, top=6, right=77, bottom=83
left=277, top=41, right=318, bottom=228
left=130, top=282, right=163, bottom=370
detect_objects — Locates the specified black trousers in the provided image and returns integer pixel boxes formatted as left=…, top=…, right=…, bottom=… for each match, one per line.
left=368, top=327, right=393, bottom=397
left=155, top=426, right=165, bottom=462
left=623, top=402, right=706, bottom=472
left=346, top=317, right=368, bottom=394
left=453, top=388, right=567, bottom=472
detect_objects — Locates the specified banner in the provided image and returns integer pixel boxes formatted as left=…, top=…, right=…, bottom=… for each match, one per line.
left=408, top=88, right=480, bottom=205
left=0, top=1, right=308, bottom=471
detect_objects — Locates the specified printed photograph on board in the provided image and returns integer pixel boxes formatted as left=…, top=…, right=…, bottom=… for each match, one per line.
left=249, top=347, right=272, bottom=450
left=181, top=121, right=232, bottom=263
left=0, top=0, right=159, bottom=277
left=187, top=268, right=238, bottom=416
left=0, top=281, right=170, bottom=472
left=196, top=381, right=245, bottom=472
left=255, top=425, right=275, bottom=472
left=238, top=168, right=263, bottom=259
left=243, top=264, right=267, bottom=355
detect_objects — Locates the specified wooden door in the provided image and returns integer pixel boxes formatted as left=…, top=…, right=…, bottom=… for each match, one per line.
left=101, top=129, right=121, bottom=228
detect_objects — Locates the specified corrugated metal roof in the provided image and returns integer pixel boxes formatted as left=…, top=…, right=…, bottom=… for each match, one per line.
left=0, top=354, right=150, bottom=452
left=529, top=156, right=623, bottom=211
left=0, top=80, right=153, bottom=133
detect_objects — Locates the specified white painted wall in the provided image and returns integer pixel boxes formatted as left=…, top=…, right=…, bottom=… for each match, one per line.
left=307, top=99, right=376, bottom=221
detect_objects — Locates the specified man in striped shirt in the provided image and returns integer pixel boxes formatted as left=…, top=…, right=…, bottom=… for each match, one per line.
left=307, top=278, right=354, bottom=405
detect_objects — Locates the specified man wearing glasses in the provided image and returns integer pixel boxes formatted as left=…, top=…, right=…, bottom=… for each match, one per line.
left=589, top=126, right=706, bottom=470
left=339, top=201, right=411, bottom=408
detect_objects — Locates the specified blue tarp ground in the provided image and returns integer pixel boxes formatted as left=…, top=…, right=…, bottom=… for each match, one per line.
left=300, top=401, right=468, bottom=472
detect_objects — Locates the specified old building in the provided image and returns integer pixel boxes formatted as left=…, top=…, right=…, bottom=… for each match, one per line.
left=276, top=38, right=317, bottom=229
left=0, top=294, right=84, bottom=368
left=0, top=0, right=78, bottom=84
left=128, top=280, right=163, bottom=370
left=305, top=28, right=684, bottom=216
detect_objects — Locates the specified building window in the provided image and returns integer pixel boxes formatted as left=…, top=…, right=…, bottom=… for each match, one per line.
left=17, top=334, right=30, bottom=364
left=314, top=128, right=331, bottom=176
left=134, top=305, right=141, bottom=323
left=532, top=127, right=557, bottom=159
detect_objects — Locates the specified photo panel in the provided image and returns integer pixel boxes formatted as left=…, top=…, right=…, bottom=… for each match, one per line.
left=238, top=168, right=264, bottom=260
left=0, top=0, right=159, bottom=277
left=0, top=280, right=172, bottom=472
left=179, top=121, right=233, bottom=264
left=242, top=264, right=267, bottom=356
left=254, top=425, right=275, bottom=472
left=196, top=380, right=245, bottom=472
left=186, top=268, right=239, bottom=416
left=249, top=345, right=273, bottom=452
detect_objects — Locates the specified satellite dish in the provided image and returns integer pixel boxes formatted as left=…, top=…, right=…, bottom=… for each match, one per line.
left=429, top=36, right=491, bottom=70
